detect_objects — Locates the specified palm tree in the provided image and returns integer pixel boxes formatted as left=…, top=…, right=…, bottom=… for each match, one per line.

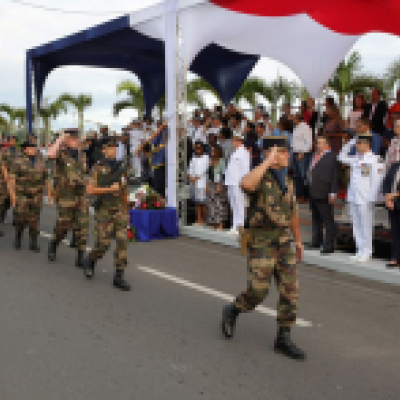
left=0, top=104, right=27, bottom=134
left=186, top=78, right=221, bottom=107
left=59, top=93, right=92, bottom=133
left=385, top=57, right=400, bottom=91
left=328, top=51, right=383, bottom=115
left=40, top=98, right=68, bottom=144
left=257, top=76, right=298, bottom=123
left=114, top=80, right=145, bottom=117
left=232, top=77, right=269, bottom=108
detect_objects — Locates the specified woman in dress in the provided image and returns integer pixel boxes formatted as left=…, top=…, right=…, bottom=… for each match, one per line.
left=206, top=145, right=227, bottom=230
left=188, top=141, right=209, bottom=225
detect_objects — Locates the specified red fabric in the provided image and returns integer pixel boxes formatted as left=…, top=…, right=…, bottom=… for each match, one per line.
left=210, top=0, right=400, bottom=37
left=387, top=102, right=400, bottom=128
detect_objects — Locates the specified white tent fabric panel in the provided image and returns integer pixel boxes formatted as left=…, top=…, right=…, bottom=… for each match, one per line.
left=131, top=1, right=361, bottom=96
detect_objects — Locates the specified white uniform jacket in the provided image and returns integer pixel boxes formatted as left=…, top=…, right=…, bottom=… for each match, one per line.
left=224, top=145, right=251, bottom=187
left=338, top=138, right=385, bottom=204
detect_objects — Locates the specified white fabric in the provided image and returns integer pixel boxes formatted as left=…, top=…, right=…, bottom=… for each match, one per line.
left=349, top=202, right=374, bottom=257
left=132, top=1, right=359, bottom=97
left=116, top=143, right=125, bottom=161
left=338, top=138, right=385, bottom=204
left=188, top=154, right=209, bottom=189
left=227, top=185, right=246, bottom=230
left=224, top=145, right=250, bottom=186
left=292, top=122, right=312, bottom=153
left=193, top=126, right=207, bottom=143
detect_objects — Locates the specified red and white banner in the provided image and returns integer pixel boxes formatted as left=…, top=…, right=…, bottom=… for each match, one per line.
left=131, top=0, right=400, bottom=96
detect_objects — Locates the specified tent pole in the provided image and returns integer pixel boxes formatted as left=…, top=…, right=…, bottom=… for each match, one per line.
left=165, top=0, right=178, bottom=209
left=26, top=53, right=33, bottom=136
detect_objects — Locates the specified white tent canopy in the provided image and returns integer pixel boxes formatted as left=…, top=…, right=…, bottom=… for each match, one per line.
left=130, top=0, right=360, bottom=97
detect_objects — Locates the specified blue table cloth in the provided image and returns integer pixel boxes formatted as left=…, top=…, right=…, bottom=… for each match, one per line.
left=129, top=208, right=179, bottom=242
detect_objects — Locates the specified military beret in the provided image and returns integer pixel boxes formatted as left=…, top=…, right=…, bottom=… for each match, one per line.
left=101, top=137, right=118, bottom=148
left=21, top=141, right=36, bottom=150
left=64, top=128, right=79, bottom=137
left=263, top=136, right=289, bottom=150
left=220, top=127, right=232, bottom=139
left=357, top=133, right=373, bottom=143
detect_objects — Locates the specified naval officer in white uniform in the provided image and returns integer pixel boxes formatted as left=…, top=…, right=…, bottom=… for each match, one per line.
left=224, top=130, right=251, bottom=234
left=338, top=130, right=385, bottom=262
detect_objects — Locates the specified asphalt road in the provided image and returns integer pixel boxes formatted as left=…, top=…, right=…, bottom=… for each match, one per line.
left=0, top=205, right=399, bottom=400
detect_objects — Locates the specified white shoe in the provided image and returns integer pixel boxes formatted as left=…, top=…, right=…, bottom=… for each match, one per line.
left=358, top=255, right=371, bottom=263
left=229, top=228, right=238, bottom=235
left=349, top=254, right=361, bottom=261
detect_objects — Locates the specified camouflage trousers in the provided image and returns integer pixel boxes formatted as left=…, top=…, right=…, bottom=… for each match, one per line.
left=53, top=196, right=89, bottom=252
left=15, top=194, right=42, bottom=233
left=235, top=240, right=299, bottom=328
left=91, top=207, right=128, bottom=271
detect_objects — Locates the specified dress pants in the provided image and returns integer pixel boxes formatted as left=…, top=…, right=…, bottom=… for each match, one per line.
left=227, top=185, right=246, bottom=230
left=388, top=210, right=400, bottom=263
left=310, top=198, right=335, bottom=250
left=349, top=202, right=374, bottom=257
left=152, top=166, right=166, bottom=197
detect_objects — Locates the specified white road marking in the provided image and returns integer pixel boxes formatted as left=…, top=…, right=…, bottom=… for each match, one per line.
left=137, top=265, right=313, bottom=328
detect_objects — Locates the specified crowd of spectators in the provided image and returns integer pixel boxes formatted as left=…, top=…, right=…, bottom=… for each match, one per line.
left=3, top=87, right=400, bottom=265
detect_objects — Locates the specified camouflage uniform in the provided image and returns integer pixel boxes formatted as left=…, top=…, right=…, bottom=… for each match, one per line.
left=0, top=151, right=8, bottom=231
left=50, top=145, right=89, bottom=252
left=1, top=146, right=20, bottom=222
left=234, top=170, right=299, bottom=328
left=10, top=151, right=47, bottom=236
left=88, top=159, right=128, bottom=271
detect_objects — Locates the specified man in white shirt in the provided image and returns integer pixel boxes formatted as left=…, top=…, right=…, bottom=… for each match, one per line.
left=225, top=131, right=251, bottom=233
left=291, top=114, right=313, bottom=200
left=338, top=133, right=385, bottom=262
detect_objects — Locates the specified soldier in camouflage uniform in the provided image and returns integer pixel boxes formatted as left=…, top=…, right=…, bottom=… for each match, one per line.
left=0, top=148, right=9, bottom=236
left=1, top=136, right=20, bottom=225
left=8, top=141, right=49, bottom=251
left=221, top=137, right=306, bottom=361
left=83, top=137, right=130, bottom=291
left=47, top=129, right=89, bottom=268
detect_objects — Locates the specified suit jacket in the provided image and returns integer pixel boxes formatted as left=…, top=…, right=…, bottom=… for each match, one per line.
left=363, top=101, right=388, bottom=135
left=382, top=162, right=400, bottom=209
left=308, top=151, right=339, bottom=200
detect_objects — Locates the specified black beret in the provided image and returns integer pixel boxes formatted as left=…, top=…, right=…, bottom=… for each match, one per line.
left=65, top=128, right=79, bottom=137
left=262, top=136, right=289, bottom=150
left=357, top=133, right=373, bottom=143
left=220, top=127, right=232, bottom=139
left=21, top=141, right=36, bottom=150
left=101, top=137, right=118, bottom=148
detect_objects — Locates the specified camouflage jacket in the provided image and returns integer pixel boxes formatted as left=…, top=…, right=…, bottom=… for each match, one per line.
left=1, top=146, right=21, bottom=171
left=88, top=159, right=128, bottom=213
left=246, top=169, right=298, bottom=244
left=10, top=152, right=48, bottom=197
left=0, top=150, right=8, bottom=196
left=54, top=145, right=88, bottom=198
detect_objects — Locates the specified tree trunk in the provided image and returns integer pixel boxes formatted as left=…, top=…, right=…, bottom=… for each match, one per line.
left=78, top=111, right=84, bottom=138
left=339, top=94, right=346, bottom=119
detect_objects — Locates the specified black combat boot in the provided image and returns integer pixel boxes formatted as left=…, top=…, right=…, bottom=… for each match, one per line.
left=29, top=231, right=40, bottom=253
left=75, top=250, right=84, bottom=268
left=0, top=226, right=4, bottom=237
left=274, top=327, right=306, bottom=361
left=221, top=303, right=240, bottom=339
left=14, top=229, right=22, bottom=250
left=48, top=240, right=58, bottom=262
left=83, top=254, right=96, bottom=279
left=70, top=232, right=77, bottom=248
left=113, top=270, right=131, bottom=291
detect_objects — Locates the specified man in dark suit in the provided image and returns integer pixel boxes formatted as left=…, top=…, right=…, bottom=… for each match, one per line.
left=307, top=136, right=339, bottom=254
left=363, top=88, right=388, bottom=136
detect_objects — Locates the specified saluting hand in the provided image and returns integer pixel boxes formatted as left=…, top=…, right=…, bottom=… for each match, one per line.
left=110, top=182, right=120, bottom=192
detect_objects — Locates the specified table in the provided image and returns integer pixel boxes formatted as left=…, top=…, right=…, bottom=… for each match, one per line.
left=129, top=208, right=179, bottom=242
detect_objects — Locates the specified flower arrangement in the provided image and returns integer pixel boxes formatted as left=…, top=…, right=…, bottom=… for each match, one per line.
left=129, top=184, right=166, bottom=210
left=127, top=226, right=136, bottom=242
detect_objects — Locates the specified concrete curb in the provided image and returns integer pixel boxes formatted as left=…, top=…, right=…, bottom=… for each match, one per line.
left=181, top=225, right=400, bottom=287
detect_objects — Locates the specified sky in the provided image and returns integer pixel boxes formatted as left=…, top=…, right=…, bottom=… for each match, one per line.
left=1, top=0, right=400, bottom=132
